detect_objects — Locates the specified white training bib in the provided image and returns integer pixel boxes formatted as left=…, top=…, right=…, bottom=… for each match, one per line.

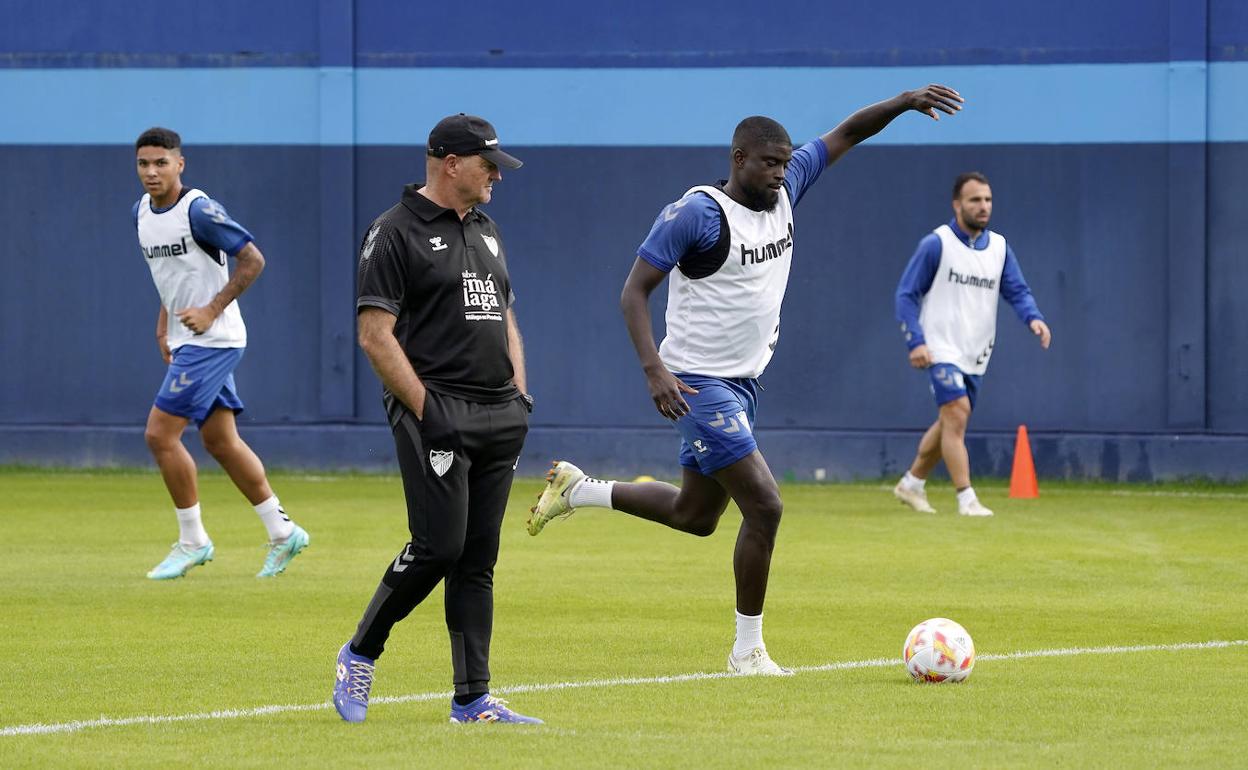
left=138, top=189, right=246, bottom=350
left=918, top=224, right=1007, bottom=375
left=659, top=185, right=795, bottom=378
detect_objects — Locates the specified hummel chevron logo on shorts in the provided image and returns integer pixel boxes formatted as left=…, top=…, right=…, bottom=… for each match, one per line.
left=168, top=373, right=194, bottom=393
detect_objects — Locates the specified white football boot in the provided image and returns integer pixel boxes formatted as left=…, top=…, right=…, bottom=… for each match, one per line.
left=959, top=499, right=995, bottom=517
left=893, top=480, right=936, bottom=513
left=727, top=647, right=794, bottom=676
left=527, top=461, right=585, bottom=535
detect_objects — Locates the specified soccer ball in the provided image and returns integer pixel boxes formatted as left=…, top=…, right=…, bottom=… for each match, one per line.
left=903, top=618, right=975, bottom=683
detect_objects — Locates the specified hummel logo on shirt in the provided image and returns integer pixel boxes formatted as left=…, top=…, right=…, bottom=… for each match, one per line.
left=663, top=197, right=691, bottom=222
left=947, top=268, right=996, bottom=289
left=740, top=223, right=794, bottom=266
left=429, top=237, right=448, bottom=251
left=361, top=225, right=380, bottom=262
left=975, top=341, right=995, bottom=366
left=142, top=237, right=190, bottom=260
left=201, top=199, right=230, bottom=225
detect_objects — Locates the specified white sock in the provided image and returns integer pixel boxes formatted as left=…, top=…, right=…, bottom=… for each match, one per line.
left=175, top=503, right=210, bottom=547
left=902, top=471, right=926, bottom=492
left=568, top=477, right=615, bottom=509
left=733, top=611, right=764, bottom=658
left=254, top=495, right=294, bottom=542
left=956, top=487, right=978, bottom=509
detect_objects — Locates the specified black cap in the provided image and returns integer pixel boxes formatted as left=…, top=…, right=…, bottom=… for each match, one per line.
left=426, top=114, right=523, bottom=169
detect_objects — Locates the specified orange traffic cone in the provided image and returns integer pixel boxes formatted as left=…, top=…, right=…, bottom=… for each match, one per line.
left=1009, top=425, right=1039, bottom=498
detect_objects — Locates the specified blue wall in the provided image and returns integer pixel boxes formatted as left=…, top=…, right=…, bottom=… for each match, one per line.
left=2, top=0, right=1219, bottom=67
left=2, top=0, right=1246, bottom=479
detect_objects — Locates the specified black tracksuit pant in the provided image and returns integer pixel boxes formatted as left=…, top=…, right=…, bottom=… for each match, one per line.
left=351, top=389, right=529, bottom=696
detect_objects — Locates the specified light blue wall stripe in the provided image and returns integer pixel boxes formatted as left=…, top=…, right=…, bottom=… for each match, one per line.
left=0, top=69, right=324, bottom=145
left=318, top=66, right=354, bottom=145
left=1, top=63, right=1244, bottom=145
left=1168, top=61, right=1208, bottom=143
left=1208, top=61, right=1248, bottom=143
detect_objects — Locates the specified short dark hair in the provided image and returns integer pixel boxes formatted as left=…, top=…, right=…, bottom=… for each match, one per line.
left=953, top=171, right=989, bottom=199
left=136, top=127, right=182, bottom=152
left=732, top=116, right=791, bottom=152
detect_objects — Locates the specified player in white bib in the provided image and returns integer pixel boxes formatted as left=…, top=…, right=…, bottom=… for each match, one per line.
left=529, top=86, right=965, bottom=675
left=893, top=172, right=1052, bottom=516
left=134, top=127, right=309, bottom=579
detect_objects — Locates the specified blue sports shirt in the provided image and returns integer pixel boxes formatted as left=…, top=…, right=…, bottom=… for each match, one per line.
left=132, top=190, right=254, bottom=258
left=638, top=139, right=828, bottom=270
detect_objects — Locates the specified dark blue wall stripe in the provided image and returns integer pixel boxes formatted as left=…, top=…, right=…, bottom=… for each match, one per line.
left=7, top=142, right=1244, bottom=433
left=5, top=0, right=1248, bottom=67
left=0, top=0, right=318, bottom=66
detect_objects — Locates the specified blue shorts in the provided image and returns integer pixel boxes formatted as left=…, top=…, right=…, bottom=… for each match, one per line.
left=673, top=374, right=759, bottom=475
left=928, top=363, right=981, bottom=410
left=153, top=345, right=246, bottom=426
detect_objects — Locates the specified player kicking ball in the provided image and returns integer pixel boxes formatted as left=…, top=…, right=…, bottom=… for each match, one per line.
left=133, top=127, right=309, bottom=579
left=530, top=86, right=964, bottom=675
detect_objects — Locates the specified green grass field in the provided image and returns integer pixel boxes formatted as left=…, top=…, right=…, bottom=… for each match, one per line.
left=1, top=469, right=1246, bottom=768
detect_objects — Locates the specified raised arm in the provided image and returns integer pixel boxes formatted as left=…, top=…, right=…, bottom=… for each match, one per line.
left=821, top=85, right=963, bottom=166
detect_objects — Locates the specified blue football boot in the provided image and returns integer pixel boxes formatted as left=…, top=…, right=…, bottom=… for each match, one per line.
left=333, top=642, right=376, bottom=723
left=449, top=694, right=543, bottom=724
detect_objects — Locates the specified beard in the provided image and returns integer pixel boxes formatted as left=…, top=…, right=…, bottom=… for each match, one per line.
left=740, top=186, right=780, bottom=212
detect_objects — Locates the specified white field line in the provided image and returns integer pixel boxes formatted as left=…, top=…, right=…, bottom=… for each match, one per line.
left=2, top=639, right=1244, bottom=738
left=1039, top=488, right=1248, bottom=501
left=869, top=483, right=1248, bottom=500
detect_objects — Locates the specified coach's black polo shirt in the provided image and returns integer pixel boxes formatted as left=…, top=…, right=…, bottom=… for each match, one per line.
left=357, top=183, right=518, bottom=404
